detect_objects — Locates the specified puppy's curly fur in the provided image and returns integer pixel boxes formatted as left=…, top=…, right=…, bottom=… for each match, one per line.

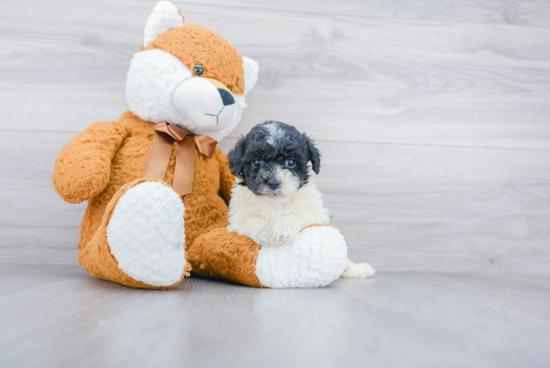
left=227, top=121, right=375, bottom=278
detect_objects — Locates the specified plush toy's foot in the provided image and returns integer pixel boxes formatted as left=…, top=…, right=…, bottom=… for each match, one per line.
left=340, top=259, right=376, bottom=278
left=255, top=225, right=348, bottom=288
left=189, top=225, right=347, bottom=288
left=78, top=178, right=190, bottom=289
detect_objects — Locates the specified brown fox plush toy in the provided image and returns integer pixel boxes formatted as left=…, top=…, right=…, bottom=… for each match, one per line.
left=53, top=1, right=350, bottom=289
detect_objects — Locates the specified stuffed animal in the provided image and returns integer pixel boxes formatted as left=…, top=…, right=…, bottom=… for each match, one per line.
left=53, top=1, right=358, bottom=289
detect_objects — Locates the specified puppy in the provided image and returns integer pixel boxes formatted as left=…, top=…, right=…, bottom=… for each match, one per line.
left=227, top=121, right=375, bottom=278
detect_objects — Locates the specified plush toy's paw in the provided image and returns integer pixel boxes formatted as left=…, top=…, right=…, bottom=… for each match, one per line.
left=340, top=259, right=375, bottom=278
left=255, top=225, right=348, bottom=288
left=258, top=219, right=297, bottom=247
left=107, top=180, right=187, bottom=287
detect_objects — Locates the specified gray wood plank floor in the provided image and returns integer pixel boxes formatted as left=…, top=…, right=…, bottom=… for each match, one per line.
left=1, top=264, right=549, bottom=368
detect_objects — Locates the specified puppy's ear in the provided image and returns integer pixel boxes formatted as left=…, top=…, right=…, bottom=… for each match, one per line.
left=303, top=133, right=321, bottom=174
left=228, top=136, right=246, bottom=176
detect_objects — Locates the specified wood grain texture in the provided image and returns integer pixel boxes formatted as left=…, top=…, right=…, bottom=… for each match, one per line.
left=2, top=1, right=550, bottom=149
left=1, top=0, right=550, bottom=277
left=1, top=264, right=549, bottom=368
left=2, top=130, right=549, bottom=274
left=190, top=0, right=550, bottom=28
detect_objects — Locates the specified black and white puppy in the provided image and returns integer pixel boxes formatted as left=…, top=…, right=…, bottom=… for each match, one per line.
left=227, top=121, right=374, bottom=278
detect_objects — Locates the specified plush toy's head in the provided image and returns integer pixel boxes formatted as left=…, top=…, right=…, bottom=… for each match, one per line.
left=126, top=1, right=259, bottom=142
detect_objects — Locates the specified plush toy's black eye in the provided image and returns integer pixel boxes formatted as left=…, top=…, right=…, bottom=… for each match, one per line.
left=194, top=64, right=205, bottom=76
left=285, top=159, right=296, bottom=168
left=226, top=85, right=232, bottom=91
left=252, top=160, right=263, bottom=168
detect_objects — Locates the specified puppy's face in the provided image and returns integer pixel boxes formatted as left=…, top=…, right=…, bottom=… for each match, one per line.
left=228, top=121, right=321, bottom=198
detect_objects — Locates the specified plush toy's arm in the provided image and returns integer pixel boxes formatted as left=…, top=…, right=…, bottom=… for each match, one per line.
left=52, top=121, right=126, bottom=204
left=215, top=149, right=235, bottom=205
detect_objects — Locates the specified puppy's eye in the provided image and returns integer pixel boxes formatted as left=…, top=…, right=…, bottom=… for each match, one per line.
left=226, top=85, right=232, bottom=91
left=193, top=64, right=205, bottom=77
left=285, top=159, right=296, bottom=168
left=252, top=160, right=263, bottom=168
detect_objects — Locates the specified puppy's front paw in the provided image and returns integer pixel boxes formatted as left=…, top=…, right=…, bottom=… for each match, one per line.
left=256, top=228, right=272, bottom=248
left=258, top=220, right=296, bottom=247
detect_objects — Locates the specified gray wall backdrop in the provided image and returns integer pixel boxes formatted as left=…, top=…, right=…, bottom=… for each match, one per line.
left=1, top=0, right=549, bottom=275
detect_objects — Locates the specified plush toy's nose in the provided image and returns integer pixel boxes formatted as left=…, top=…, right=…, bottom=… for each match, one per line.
left=205, top=78, right=235, bottom=106
left=218, top=88, right=235, bottom=106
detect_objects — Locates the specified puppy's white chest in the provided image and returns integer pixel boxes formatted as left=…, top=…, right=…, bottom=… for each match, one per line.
left=227, top=180, right=331, bottom=242
left=258, top=200, right=295, bottom=220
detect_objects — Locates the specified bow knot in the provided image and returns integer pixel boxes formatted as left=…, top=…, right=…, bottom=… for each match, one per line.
left=155, top=122, right=188, bottom=142
left=143, top=122, right=218, bottom=196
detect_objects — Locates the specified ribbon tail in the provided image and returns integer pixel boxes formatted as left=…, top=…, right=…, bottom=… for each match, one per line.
left=143, top=131, right=174, bottom=181
left=173, top=135, right=196, bottom=197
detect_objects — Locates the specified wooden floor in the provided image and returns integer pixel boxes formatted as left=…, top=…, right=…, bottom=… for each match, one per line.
left=1, top=0, right=550, bottom=366
left=1, top=264, right=549, bottom=368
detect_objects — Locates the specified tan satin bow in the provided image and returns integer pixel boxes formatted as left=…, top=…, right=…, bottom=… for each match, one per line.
left=143, top=122, right=218, bottom=197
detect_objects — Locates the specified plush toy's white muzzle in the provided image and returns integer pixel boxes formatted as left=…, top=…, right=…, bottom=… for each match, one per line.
left=172, top=77, right=236, bottom=132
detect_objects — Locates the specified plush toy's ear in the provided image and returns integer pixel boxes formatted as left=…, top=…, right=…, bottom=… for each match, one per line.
left=303, top=133, right=321, bottom=174
left=228, top=137, right=247, bottom=177
left=242, top=56, right=259, bottom=96
left=143, top=1, right=185, bottom=47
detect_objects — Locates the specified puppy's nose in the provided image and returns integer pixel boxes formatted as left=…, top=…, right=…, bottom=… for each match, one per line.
left=267, top=178, right=280, bottom=190
left=218, top=88, right=235, bottom=106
